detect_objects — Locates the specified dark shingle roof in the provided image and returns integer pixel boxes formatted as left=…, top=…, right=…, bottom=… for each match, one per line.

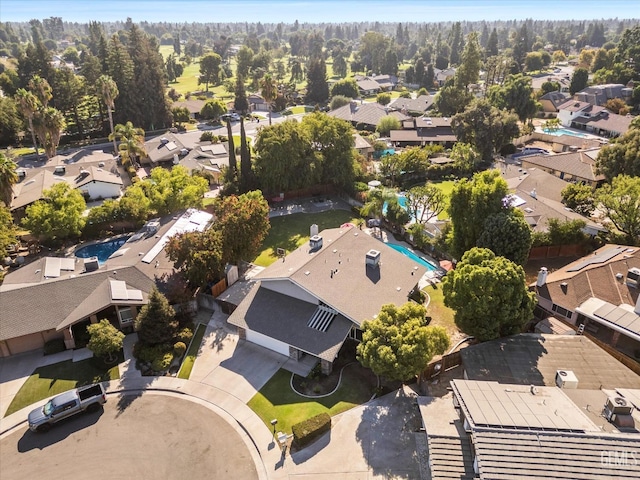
left=521, top=149, right=604, bottom=182
left=328, top=102, right=409, bottom=128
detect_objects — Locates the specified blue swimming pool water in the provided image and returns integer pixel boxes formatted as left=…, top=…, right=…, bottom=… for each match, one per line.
left=75, top=236, right=131, bottom=264
left=387, top=243, right=437, bottom=271
left=542, top=128, right=588, bottom=138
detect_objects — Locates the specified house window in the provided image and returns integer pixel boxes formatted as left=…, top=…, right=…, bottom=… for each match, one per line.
left=349, top=327, right=363, bottom=342
left=552, top=304, right=572, bottom=319
left=118, top=307, right=134, bottom=325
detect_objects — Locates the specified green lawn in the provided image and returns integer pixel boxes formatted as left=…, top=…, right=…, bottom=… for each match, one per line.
left=4, top=357, right=120, bottom=417
left=424, top=283, right=458, bottom=336
left=254, top=210, right=360, bottom=267
left=2, top=146, right=36, bottom=158
left=247, top=367, right=374, bottom=434
left=430, top=180, right=456, bottom=220
left=177, top=323, right=207, bottom=380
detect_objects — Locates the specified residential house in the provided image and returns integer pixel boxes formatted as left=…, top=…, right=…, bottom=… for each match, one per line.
left=51, top=54, right=75, bottom=71
left=533, top=244, right=640, bottom=360
left=520, top=148, right=604, bottom=187
left=538, top=91, right=570, bottom=113
left=172, top=98, right=206, bottom=119
left=11, top=161, right=123, bottom=216
left=542, top=134, right=602, bottom=153
left=353, top=133, right=374, bottom=159
left=433, top=67, right=456, bottom=87
left=531, top=74, right=571, bottom=93
left=502, top=165, right=605, bottom=235
left=371, top=74, right=398, bottom=91
left=417, top=334, right=640, bottom=479
left=0, top=209, right=213, bottom=357
left=389, top=116, right=456, bottom=147
left=179, top=142, right=230, bottom=184
left=328, top=101, right=409, bottom=131
left=557, top=100, right=632, bottom=137
left=144, top=132, right=189, bottom=165
left=248, top=93, right=269, bottom=112
left=354, top=76, right=382, bottom=96
left=225, top=226, right=430, bottom=375
left=575, top=84, right=633, bottom=106
left=389, top=94, right=434, bottom=116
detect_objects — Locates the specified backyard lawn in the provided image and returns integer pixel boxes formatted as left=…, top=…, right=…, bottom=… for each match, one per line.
left=4, top=357, right=120, bottom=417
left=431, top=180, right=456, bottom=220
left=247, top=366, right=375, bottom=435
left=253, top=210, right=360, bottom=267
left=424, top=283, right=457, bottom=336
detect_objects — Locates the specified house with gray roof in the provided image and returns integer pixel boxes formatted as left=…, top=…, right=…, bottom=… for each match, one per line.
left=557, top=100, right=632, bottom=138
left=576, top=83, right=633, bottom=106
left=226, top=226, right=428, bottom=374
left=389, top=94, right=434, bottom=115
left=328, top=101, right=409, bottom=130
left=144, top=132, right=190, bottom=165
left=171, top=98, right=206, bottom=119
left=418, top=336, right=640, bottom=480
left=353, top=76, right=382, bottom=96
left=389, top=116, right=456, bottom=147
left=539, top=91, right=570, bottom=112
left=0, top=209, right=213, bottom=357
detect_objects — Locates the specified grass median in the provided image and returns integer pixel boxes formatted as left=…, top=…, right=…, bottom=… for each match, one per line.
left=177, top=323, right=207, bottom=379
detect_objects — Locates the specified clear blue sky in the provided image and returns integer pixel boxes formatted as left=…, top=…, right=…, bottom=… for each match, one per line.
left=1, top=0, right=636, bottom=23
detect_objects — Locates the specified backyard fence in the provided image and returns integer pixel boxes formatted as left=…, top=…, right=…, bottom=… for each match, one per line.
left=417, top=351, right=462, bottom=395
left=528, top=244, right=587, bottom=260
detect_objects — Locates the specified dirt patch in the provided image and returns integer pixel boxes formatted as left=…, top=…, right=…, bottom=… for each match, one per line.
left=422, top=365, right=465, bottom=397
left=525, top=255, right=581, bottom=284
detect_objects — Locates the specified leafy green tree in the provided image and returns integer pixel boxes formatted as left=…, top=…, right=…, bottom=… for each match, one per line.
left=87, top=319, right=125, bottom=362
left=172, top=106, right=190, bottom=126
left=330, top=95, right=351, bottom=110
left=540, top=81, right=560, bottom=95
left=455, top=32, right=482, bottom=89
left=360, top=187, right=395, bottom=220
left=0, top=203, right=18, bottom=263
left=451, top=99, right=520, bottom=161
left=405, top=184, right=446, bottom=225
left=450, top=142, right=481, bottom=173
left=28, top=75, right=52, bottom=108
left=110, top=121, right=146, bottom=167
left=486, top=28, right=499, bottom=57
left=0, top=152, right=18, bottom=207
left=50, top=67, right=86, bottom=137
left=376, top=92, right=391, bottom=106
left=234, top=74, right=249, bottom=114
left=442, top=247, right=536, bottom=341
left=33, top=106, right=66, bottom=160
left=524, top=52, right=544, bottom=72
left=569, top=68, right=589, bottom=95
left=384, top=196, right=411, bottom=228
left=596, top=126, right=640, bottom=180
left=447, top=170, right=511, bottom=259
left=199, top=53, right=222, bottom=91
left=0, top=96, right=21, bottom=146
left=356, top=302, right=450, bottom=382
left=597, top=175, right=640, bottom=245
left=23, top=182, right=86, bottom=241
left=166, top=228, right=225, bottom=287
left=561, top=183, right=595, bottom=216
left=434, top=83, right=473, bottom=116
left=358, top=31, right=390, bottom=73
left=96, top=75, right=119, bottom=155
left=140, top=165, right=208, bottom=215
left=487, top=74, right=537, bottom=122
left=330, top=78, right=359, bottom=99
left=135, top=288, right=178, bottom=346
left=476, top=210, right=532, bottom=265
left=200, top=99, right=227, bottom=120
left=332, top=54, right=348, bottom=78
left=615, top=25, right=640, bottom=79
left=236, top=45, right=254, bottom=77
left=211, top=190, right=270, bottom=264
left=547, top=218, right=588, bottom=246
left=305, top=57, right=329, bottom=104
left=118, top=185, right=151, bottom=223
left=376, top=115, right=401, bottom=136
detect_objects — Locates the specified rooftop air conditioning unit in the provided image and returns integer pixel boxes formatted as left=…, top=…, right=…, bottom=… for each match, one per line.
left=605, top=396, right=634, bottom=416
left=555, top=370, right=579, bottom=389
left=309, top=235, right=323, bottom=251
left=626, top=267, right=640, bottom=288
left=84, top=256, right=99, bottom=272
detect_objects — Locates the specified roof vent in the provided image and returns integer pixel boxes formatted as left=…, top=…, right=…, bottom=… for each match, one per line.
left=366, top=249, right=381, bottom=268
left=54, top=165, right=66, bottom=174
left=17, top=169, right=26, bottom=178
left=309, top=235, right=323, bottom=252
left=160, top=137, right=169, bottom=145
left=555, top=370, right=578, bottom=389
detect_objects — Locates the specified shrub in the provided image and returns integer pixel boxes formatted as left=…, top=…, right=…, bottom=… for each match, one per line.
left=292, top=413, right=331, bottom=449
left=200, top=131, right=215, bottom=142
left=176, top=327, right=194, bottom=344
left=44, top=338, right=66, bottom=355
left=174, top=341, right=187, bottom=356
left=500, top=143, right=517, bottom=155
left=151, top=351, right=174, bottom=371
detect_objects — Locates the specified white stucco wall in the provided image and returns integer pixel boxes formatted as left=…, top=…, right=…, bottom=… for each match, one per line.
left=80, top=181, right=122, bottom=200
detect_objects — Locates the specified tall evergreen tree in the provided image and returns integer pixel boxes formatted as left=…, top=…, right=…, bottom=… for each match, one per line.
left=305, top=57, right=329, bottom=104
left=239, top=118, right=254, bottom=193
left=226, top=119, right=237, bottom=176
left=234, top=74, right=249, bottom=113
left=107, top=34, right=136, bottom=126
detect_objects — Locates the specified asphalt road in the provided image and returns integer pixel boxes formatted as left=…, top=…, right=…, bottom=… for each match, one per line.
left=0, top=393, right=259, bottom=480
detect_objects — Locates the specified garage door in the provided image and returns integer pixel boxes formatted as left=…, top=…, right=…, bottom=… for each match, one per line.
left=245, top=329, right=290, bottom=356
left=6, top=333, right=45, bottom=355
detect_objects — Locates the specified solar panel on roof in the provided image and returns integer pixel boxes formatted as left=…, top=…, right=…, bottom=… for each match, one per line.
left=110, top=280, right=129, bottom=300
left=567, top=246, right=626, bottom=271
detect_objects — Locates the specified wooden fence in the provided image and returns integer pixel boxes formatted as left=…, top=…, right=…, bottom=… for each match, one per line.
left=528, top=244, right=587, bottom=260
left=583, top=332, right=640, bottom=377
left=417, top=351, right=462, bottom=394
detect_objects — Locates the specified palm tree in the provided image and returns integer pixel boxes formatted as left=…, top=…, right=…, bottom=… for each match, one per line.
left=110, top=122, right=146, bottom=167
left=96, top=75, right=119, bottom=156
left=260, top=73, right=278, bottom=126
left=360, top=187, right=396, bottom=233
left=34, top=107, right=66, bottom=160
left=15, top=88, right=41, bottom=161
left=0, top=152, right=18, bottom=207
left=28, top=75, right=52, bottom=108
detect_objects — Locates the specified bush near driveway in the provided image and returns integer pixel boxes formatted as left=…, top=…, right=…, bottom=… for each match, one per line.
left=292, top=413, right=331, bottom=449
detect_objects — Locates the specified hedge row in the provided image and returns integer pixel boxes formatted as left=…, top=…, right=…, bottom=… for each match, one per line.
left=292, top=412, right=331, bottom=449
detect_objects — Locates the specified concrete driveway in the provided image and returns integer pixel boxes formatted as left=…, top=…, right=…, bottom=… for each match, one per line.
left=0, top=393, right=259, bottom=480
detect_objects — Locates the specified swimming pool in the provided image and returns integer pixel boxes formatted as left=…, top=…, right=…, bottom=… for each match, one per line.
left=387, top=243, right=437, bottom=271
left=542, top=128, right=588, bottom=138
left=75, top=235, right=131, bottom=264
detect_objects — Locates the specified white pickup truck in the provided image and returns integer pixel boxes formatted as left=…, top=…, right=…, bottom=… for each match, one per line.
left=28, top=383, right=107, bottom=432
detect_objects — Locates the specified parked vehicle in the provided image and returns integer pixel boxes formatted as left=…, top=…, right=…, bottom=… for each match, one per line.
left=28, top=383, right=107, bottom=433
left=221, top=113, right=241, bottom=122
